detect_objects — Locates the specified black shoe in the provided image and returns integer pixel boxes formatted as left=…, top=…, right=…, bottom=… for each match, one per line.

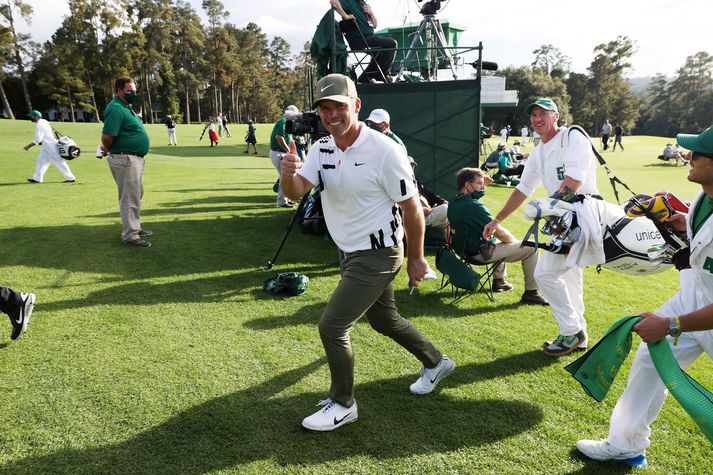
left=123, top=238, right=151, bottom=247
left=9, top=292, right=35, bottom=341
left=138, top=229, right=153, bottom=237
left=520, top=290, right=549, bottom=306
left=492, top=278, right=514, bottom=293
left=27, top=178, right=40, bottom=184
left=64, top=179, right=76, bottom=183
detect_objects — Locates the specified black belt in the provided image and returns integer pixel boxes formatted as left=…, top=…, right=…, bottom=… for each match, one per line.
left=114, top=151, right=145, bottom=158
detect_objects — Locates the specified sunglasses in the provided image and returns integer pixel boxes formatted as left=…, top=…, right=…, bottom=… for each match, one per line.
left=691, top=151, right=713, bottom=161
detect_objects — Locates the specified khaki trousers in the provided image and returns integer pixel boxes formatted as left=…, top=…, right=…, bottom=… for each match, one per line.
left=472, top=241, right=539, bottom=291
left=320, top=245, right=442, bottom=407
left=107, top=153, right=145, bottom=242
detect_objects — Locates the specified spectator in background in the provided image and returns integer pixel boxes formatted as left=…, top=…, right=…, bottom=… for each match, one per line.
left=222, top=114, right=232, bottom=138
left=100, top=76, right=152, bottom=247
left=270, top=105, right=300, bottom=208
left=1, top=286, right=35, bottom=341
left=365, top=108, right=407, bottom=154
left=660, top=143, right=686, bottom=166
left=613, top=122, right=625, bottom=151
left=448, top=168, right=548, bottom=305
left=201, top=117, right=219, bottom=147
left=244, top=119, right=258, bottom=154
left=165, top=114, right=177, bottom=146
left=409, top=156, right=448, bottom=229
left=499, top=125, right=508, bottom=145
left=521, top=125, right=528, bottom=144
left=217, top=113, right=224, bottom=137
left=601, top=120, right=612, bottom=151
left=24, top=110, right=76, bottom=184
left=330, top=0, right=396, bottom=83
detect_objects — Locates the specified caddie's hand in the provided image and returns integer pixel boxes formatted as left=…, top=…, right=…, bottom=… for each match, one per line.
left=23, top=144, right=31, bottom=151
left=665, top=212, right=687, bottom=233
left=362, top=3, right=373, bottom=16
left=483, top=220, right=499, bottom=239
left=281, top=142, right=301, bottom=179
left=633, top=312, right=669, bottom=343
left=407, top=256, right=429, bottom=288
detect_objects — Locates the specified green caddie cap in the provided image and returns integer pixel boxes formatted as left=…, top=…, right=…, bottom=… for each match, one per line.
left=525, top=98, right=559, bottom=115
left=677, top=124, right=713, bottom=155
left=28, top=110, right=42, bottom=118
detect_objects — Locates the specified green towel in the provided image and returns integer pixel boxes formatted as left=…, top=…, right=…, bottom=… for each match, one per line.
left=566, top=315, right=713, bottom=443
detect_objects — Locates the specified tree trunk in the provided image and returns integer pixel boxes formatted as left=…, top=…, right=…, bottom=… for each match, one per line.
left=67, top=86, right=76, bottom=122
left=184, top=80, right=190, bottom=124
left=0, top=78, right=15, bottom=119
left=235, top=85, right=240, bottom=124
left=7, top=13, right=32, bottom=112
left=145, top=70, right=154, bottom=124
left=218, top=87, right=223, bottom=115
left=86, top=74, right=100, bottom=122
left=212, top=72, right=218, bottom=116
left=195, top=88, right=201, bottom=123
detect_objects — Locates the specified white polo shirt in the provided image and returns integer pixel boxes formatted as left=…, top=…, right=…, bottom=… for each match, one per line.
left=516, top=126, right=599, bottom=197
left=33, top=118, right=57, bottom=146
left=299, top=123, right=417, bottom=253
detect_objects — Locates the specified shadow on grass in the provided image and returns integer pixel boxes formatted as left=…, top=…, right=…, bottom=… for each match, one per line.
left=149, top=145, right=269, bottom=159
left=566, top=448, right=634, bottom=474
left=0, top=213, right=338, bottom=281
left=0, top=357, right=544, bottom=474
left=643, top=162, right=687, bottom=168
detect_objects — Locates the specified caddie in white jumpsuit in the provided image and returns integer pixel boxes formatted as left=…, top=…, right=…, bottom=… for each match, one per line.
left=577, top=124, right=713, bottom=465
left=24, top=110, right=76, bottom=183
left=483, top=98, right=599, bottom=357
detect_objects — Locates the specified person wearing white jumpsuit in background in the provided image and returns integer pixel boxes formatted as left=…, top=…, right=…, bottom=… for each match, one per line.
left=24, top=110, right=76, bottom=183
left=577, top=123, right=713, bottom=465
left=483, top=98, right=599, bottom=357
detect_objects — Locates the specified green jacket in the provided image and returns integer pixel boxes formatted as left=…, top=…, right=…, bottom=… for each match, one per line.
left=310, top=10, right=348, bottom=78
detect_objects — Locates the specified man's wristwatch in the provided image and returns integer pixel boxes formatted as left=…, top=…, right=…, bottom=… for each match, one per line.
left=668, top=316, right=682, bottom=344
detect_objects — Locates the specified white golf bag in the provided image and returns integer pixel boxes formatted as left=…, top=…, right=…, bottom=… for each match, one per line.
left=522, top=196, right=688, bottom=275
left=56, top=136, right=81, bottom=160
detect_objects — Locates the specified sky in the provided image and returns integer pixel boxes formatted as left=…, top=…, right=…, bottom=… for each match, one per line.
left=17, top=0, right=711, bottom=78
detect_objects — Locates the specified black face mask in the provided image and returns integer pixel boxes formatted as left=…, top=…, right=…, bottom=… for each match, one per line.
left=123, top=91, right=137, bottom=103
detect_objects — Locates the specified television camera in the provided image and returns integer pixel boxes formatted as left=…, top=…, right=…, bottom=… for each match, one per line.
left=418, top=0, right=442, bottom=15
left=285, top=111, right=330, bottom=141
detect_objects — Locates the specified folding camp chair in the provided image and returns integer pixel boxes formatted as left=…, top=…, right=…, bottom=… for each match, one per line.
left=435, top=225, right=502, bottom=303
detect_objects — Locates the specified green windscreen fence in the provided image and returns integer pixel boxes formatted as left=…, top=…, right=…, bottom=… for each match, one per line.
left=357, top=80, right=480, bottom=200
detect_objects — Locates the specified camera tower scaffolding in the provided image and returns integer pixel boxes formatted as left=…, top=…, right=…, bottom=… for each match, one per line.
left=396, top=12, right=458, bottom=81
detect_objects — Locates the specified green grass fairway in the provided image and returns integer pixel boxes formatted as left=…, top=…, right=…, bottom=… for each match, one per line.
left=0, top=120, right=709, bottom=474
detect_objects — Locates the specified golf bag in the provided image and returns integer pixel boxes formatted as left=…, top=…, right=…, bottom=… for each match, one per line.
left=297, top=188, right=328, bottom=236
left=522, top=193, right=690, bottom=276
left=54, top=130, right=81, bottom=160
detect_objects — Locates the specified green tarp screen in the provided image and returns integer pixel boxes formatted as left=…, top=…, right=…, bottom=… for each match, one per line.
left=357, top=79, right=480, bottom=200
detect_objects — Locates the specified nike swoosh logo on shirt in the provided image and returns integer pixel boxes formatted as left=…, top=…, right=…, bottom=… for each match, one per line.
left=320, top=84, right=334, bottom=93
left=355, top=162, right=365, bottom=166
left=334, top=413, right=352, bottom=425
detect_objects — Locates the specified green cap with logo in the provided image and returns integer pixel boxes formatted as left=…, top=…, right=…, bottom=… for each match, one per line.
left=312, top=74, right=358, bottom=108
left=525, top=98, right=559, bottom=115
left=28, top=110, right=42, bottom=119
left=677, top=124, right=713, bottom=155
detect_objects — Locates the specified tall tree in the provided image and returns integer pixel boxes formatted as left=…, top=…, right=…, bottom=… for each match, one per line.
left=173, top=0, right=206, bottom=123
left=0, top=23, right=14, bottom=118
left=0, top=0, right=33, bottom=112
left=531, top=44, right=571, bottom=78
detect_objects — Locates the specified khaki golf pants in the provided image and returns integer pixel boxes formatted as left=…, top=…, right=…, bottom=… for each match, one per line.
left=107, top=153, right=145, bottom=242
left=320, top=245, right=442, bottom=408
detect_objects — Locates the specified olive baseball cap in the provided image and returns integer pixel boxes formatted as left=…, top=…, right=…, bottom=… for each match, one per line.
left=525, top=98, right=559, bottom=115
left=28, top=110, right=42, bottom=118
left=313, top=74, right=358, bottom=108
left=677, top=124, right=713, bottom=155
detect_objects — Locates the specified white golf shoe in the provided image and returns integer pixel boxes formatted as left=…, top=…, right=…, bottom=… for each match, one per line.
left=576, top=439, right=647, bottom=467
left=302, top=399, right=358, bottom=431
left=409, top=355, right=455, bottom=395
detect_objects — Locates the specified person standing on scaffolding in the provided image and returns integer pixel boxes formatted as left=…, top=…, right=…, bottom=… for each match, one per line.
left=329, top=0, right=396, bottom=84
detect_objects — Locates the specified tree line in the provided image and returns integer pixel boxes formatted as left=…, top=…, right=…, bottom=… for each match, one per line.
left=484, top=37, right=713, bottom=137
left=2, top=1, right=712, bottom=134
left=0, top=0, right=312, bottom=124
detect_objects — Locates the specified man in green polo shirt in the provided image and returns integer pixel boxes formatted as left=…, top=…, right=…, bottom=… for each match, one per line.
left=100, top=76, right=152, bottom=247
left=329, top=0, right=397, bottom=83
left=269, top=105, right=298, bottom=208
left=447, top=167, right=548, bottom=305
